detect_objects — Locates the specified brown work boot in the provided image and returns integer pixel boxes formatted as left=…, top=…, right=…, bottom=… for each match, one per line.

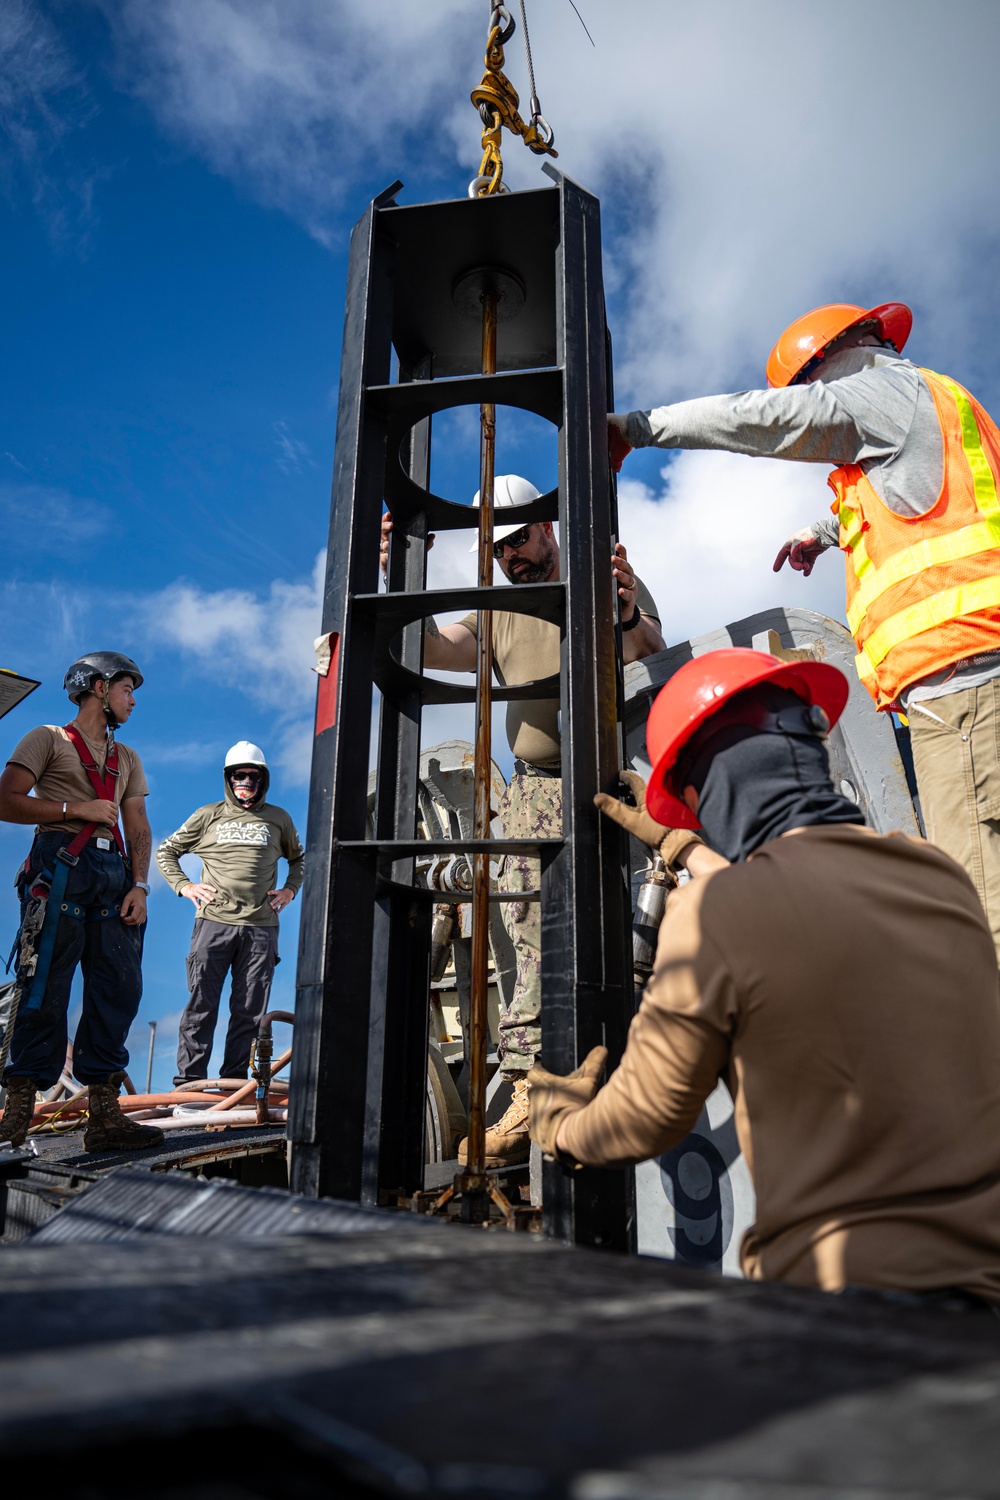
left=84, top=1073, right=165, bottom=1153
left=457, top=1075, right=530, bottom=1168
left=0, top=1077, right=38, bottom=1148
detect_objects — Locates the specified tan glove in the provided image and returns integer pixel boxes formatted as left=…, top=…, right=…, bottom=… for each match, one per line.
left=528, top=1045, right=608, bottom=1160
left=594, top=770, right=705, bottom=870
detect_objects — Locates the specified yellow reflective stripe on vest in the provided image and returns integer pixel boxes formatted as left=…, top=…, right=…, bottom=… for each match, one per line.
left=925, top=369, right=1000, bottom=524
left=854, top=650, right=878, bottom=695
left=845, top=369, right=1000, bottom=636
left=846, top=517, right=1000, bottom=633
left=856, top=573, right=1000, bottom=674
left=839, top=504, right=874, bottom=581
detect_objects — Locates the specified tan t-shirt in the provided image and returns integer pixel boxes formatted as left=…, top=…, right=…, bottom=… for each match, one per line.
left=559, top=824, right=1000, bottom=1302
left=460, top=575, right=659, bottom=766
left=7, top=725, right=149, bottom=834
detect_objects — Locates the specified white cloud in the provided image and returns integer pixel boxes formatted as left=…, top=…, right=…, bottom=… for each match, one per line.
left=141, top=550, right=323, bottom=703
left=617, top=451, right=845, bottom=646
left=98, top=0, right=1000, bottom=401
left=136, top=551, right=325, bottom=783
left=99, top=0, right=473, bottom=242
left=29, top=1, right=1000, bottom=778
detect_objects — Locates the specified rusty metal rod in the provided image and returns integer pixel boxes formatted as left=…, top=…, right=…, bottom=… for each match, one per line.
left=460, top=286, right=499, bottom=1220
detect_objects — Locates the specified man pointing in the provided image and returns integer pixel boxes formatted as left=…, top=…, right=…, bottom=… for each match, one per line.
left=611, top=302, right=1000, bottom=957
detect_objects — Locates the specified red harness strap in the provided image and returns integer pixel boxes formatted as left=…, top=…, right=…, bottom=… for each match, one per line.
left=62, top=724, right=128, bottom=861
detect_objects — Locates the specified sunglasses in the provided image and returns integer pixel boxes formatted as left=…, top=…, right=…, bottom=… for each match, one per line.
left=230, top=770, right=262, bottom=782
left=493, top=524, right=533, bottom=559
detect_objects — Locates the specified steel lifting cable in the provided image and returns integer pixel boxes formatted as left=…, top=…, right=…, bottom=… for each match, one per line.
left=516, top=0, right=552, bottom=148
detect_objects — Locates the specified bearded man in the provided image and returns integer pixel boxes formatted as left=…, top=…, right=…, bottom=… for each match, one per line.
left=381, top=475, right=664, bottom=1164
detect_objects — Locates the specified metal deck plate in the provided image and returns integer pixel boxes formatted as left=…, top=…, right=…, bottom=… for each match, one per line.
left=1, top=1183, right=998, bottom=1496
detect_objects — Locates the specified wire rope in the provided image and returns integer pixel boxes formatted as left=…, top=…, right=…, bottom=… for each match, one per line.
left=517, top=0, right=540, bottom=120
left=566, top=0, right=595, bottom=48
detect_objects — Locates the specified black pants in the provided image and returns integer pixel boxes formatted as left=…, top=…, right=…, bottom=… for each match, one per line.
left=174, top=918, right=279, bottom=1085
left=5, top=833, right=143, bottom=1089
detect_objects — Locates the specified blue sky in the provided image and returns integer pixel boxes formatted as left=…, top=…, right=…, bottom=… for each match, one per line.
left=4, top=0, right=1000, bottom=1088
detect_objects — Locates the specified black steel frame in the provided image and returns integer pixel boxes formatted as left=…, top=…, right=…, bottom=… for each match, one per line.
left=289, top=174, right=635, bottom=1250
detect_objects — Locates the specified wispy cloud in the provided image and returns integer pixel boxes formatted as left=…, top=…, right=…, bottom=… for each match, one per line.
left=0, top=577, right=94, bottom=678
left=143, top=739, right=229, bottom=768
left=0, top=483, right=114, bottom=560
left=272, top=420, right=313, bottom=477
left=0, top=0, right=99, bottom=246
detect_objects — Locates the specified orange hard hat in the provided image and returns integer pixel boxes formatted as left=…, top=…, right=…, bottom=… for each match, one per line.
left=765, top=302, right=913, bottom=389
left=644, top=648, right=850, bottom=828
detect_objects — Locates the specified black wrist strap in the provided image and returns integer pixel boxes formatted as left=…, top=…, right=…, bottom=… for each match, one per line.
left=621, top=607, right=642, bottom=632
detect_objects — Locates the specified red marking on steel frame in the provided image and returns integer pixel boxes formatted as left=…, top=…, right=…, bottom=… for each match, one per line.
left=315, top=633, right=341, bottom=735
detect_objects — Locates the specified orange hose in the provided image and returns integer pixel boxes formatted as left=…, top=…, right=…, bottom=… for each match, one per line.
left=28, top=1064, right=293, bottom=1128
left=207, top=1048, right=291, bottom=1111
left=167, top=1077, right=287, bottom=1094
left=28, top=1089, right=253, bottom=1128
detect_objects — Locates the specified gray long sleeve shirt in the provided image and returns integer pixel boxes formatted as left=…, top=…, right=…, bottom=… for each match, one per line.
left=625, top=346, right=943, bottom=525
left=623, top=348, right=1000, bottom=704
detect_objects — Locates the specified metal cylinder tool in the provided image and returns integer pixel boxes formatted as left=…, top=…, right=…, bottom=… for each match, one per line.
left=632, top=855, right=674, bottom=993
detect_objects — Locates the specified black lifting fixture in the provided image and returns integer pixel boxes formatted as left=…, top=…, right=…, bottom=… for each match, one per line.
left=289, top=172, right=636, bottom=1250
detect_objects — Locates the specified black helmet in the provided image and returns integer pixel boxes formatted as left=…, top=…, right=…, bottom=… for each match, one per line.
left=63, top=652, right=144, bottom=704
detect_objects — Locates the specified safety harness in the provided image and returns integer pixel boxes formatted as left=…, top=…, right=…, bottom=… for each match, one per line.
left=13, top=727, right=127, bottom=1020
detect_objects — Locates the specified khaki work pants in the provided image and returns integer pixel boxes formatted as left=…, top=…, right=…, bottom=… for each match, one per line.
left=496, top=772, right=563, bottom=1077
left=908, top=677, right=1000, bottom=963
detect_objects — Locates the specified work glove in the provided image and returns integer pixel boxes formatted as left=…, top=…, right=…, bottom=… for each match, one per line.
left=772, top=524, right=831, bottom=578
left=528, top=1045, right=608, bottom=1160
left=608, top=414, right=633, bottom=474
left=594, top=770, right=705, bottom=870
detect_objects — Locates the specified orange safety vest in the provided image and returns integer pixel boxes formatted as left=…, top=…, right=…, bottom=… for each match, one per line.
left=830, top=367, right=1000, bottom=709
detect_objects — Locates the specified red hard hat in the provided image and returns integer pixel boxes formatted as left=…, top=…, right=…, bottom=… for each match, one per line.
left=765, top=302, right=913, bottom=388
left=644, top=648, right=851, bottom=828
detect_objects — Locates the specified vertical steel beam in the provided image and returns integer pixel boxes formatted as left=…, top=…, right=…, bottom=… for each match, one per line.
left=289, top=185, right=399, bottom=1200
left=360, top=357, right=433, bottom=1207
left=541, top=178, right=635, bottom=1250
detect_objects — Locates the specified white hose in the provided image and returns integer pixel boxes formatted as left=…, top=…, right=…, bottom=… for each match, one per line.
left=135, top=1107, right=287, bottom=1130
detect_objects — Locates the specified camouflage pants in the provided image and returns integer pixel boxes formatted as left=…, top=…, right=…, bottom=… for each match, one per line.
left=497, top=773, right=562, bottom=1077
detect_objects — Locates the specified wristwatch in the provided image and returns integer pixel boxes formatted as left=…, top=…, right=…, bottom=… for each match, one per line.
left=133, top=881, right=151, bottom=894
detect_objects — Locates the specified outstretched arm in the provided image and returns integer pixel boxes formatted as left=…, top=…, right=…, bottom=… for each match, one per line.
left=611, top=381, right=869, bottom=467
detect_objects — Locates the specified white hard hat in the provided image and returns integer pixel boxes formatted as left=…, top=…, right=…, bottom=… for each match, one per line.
left=468, top=474, right=542, bottom=552
left=225, top=741, right=267, bottom=770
